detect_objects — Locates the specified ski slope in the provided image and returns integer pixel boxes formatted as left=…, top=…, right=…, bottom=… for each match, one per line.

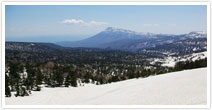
left=6, top=68, right=207, bottom=105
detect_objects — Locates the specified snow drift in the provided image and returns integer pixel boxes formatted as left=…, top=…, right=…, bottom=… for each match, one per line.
left=6, top=68, right=207, bottom=105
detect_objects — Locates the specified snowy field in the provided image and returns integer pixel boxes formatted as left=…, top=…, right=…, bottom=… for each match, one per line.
left=6, top=68, right=207, bottom=105
left=161, top=52, right=207, bottom=67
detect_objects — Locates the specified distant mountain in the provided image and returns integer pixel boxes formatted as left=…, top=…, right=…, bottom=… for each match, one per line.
left=6, top=39, right=207, bottom=67
left=186, top=31, right=207, bottom=38
left=56, top=27, right=207, bottom=52
left=138, top=37, right=207, bottom=58
left=6, top=42, right=64, bottom=53
left=98, top=34, right=187, bottom=52
left=56, top=27, right=155, bottom=48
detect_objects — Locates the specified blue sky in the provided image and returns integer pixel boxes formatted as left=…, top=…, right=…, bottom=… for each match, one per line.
left=6, top=5, right=207, bottom=42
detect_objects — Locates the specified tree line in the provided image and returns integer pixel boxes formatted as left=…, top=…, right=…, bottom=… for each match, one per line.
left=6, top=58, right=207, bottom=97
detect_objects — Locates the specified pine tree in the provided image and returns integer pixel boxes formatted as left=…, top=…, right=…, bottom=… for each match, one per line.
left=25, top=63, right=34, bottom=90
left=53, top=66, right=64, bottom=87
left=36, top=68, right=43, bottom=85
left=84, top=72, right=90, bottom=83
left=70, top=70, right=77, bottom=87
left=8, top=62, right=19, bottom=91
left=135, top=71, right=140, bottom=78
left=128, top=69, right=135, bottom=79
left=65, top=74, right=71, bottom=87
left=15, top=84, right=20, bottom=97
left=5, top=74, right=11, bottom=97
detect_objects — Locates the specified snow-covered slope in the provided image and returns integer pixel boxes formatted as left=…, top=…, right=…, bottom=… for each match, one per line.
left=6, top=68, right=207, bottom=105
left=150, top=52, right=207, bottom=67
left=187, top=31, right=207, bottom=38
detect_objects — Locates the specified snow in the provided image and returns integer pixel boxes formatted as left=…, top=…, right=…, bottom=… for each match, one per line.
left=188, top=31, right=207, bottom=38
left=161, top=51, right=207, bottom=67
left=6, top=68, right=207, bottom=105
left=30, top=43, right=35, bottom=46
left=105, top=27, right=154, bottom=37
left=161, top=57, right=176, bottom=67
left=193, top=47, right=197, bottom=51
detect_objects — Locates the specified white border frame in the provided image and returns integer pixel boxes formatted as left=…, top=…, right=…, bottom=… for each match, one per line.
left=1, top=1, right=211, bottom=109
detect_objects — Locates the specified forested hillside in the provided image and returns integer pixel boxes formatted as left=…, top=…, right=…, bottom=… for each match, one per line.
left=5, top=41, right=207, bottom=97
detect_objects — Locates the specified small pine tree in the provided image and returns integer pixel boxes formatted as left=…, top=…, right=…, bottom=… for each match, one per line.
left=36, top=69, right=43, bottom=85
left=15, top=84, right=20, bottom=97
left=55, top=70, right=64, bottom=86
left=135, top=71, right=140, bottom=78
left=8, top=62, right=19, bottom=91
left=70, top=73, right=77, bottom=87
left=84, top=73, right=90, bottom=83
left=65, top=74, right=71, bottom=87
left=5, top=74, right=11, bottom=97
left=128, top=69, right=135, bottom=79
left=67, top=70, right=77, bottom=87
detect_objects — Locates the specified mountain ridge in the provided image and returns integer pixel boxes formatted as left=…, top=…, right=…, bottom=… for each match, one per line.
left=56, top=27, right=206, bottom=51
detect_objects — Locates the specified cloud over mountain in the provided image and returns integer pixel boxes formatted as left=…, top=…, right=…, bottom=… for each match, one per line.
left=61, top=19, right=108, bottom=26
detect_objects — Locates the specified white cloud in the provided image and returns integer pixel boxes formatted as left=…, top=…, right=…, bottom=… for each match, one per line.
left=61, top=19, right=108, bottom=26
left=89, top=21, right=108, bottom=25
left=61, top=19, right=84, bottom=24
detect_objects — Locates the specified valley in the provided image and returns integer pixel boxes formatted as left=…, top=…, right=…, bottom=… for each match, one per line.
left=5, top=27, right=207, bottom=105
left=4, top=4, right=208, bottom=106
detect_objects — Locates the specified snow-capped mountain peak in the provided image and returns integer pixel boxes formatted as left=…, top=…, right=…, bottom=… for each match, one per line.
left=187, top=31, right=207, bottom=38
left=105, top=27, right=135, bottom=34
left=104, top=27, right=153, bottom=36
left=189, top=31, right=207, bottom=34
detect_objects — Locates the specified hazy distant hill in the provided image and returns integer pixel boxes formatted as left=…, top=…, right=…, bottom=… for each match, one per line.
left=56, top=27, right=207, bottom=52
left=139, top=38, right=207, bottom=58
left=56, top=27, right=154, bottom=48
left=6, top=42, right=64, bottom=53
